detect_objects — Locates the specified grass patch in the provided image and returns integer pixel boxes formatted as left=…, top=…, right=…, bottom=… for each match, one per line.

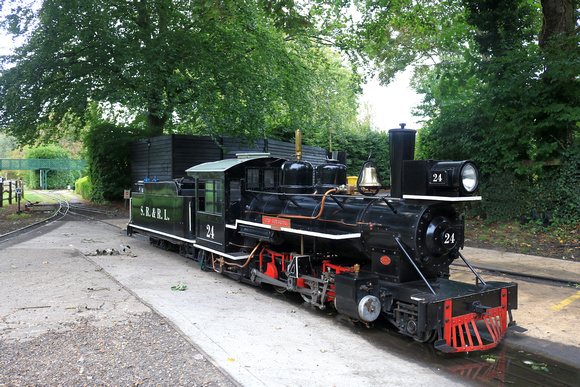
left=6, top=213, right=31, bottom=220
left=21, top=192, right=59, bottom=204
left=3, top=190, right=60, bottom=204
left=466, top=217, right=579, bottom=261
left=2, top=191, right=15, bottom=201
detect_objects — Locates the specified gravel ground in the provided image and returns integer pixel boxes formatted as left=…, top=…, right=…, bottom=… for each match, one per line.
left=0, top=313, right=234, bottom=386
left=0, top=214, right=237, bottom=387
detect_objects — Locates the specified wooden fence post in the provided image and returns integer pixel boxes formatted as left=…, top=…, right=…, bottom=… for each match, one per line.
left=0, top=180, right=24, bottom=207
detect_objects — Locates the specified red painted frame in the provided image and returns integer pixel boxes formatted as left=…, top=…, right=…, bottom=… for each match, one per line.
left=443, top=289, right=508, bottom=352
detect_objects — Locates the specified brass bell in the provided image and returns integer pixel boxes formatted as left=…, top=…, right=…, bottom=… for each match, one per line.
left=358, top=162, right=382, bottom=188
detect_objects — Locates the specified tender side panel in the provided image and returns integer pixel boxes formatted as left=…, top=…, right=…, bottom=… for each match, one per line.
left=130, top=192, right=193, bottom=241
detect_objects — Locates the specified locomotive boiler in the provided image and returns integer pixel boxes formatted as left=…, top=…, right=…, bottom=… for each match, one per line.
left=128, top=127, right=518, bottom=353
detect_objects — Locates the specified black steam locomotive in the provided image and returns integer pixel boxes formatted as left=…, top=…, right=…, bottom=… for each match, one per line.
left=128, top=127, right=517, bottom=353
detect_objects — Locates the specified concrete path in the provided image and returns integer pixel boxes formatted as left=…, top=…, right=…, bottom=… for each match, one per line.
left=461, top=247, right=580, bottom=284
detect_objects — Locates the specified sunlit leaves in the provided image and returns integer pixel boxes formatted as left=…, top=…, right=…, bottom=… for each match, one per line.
left=0, top=0, right=363, bottom=146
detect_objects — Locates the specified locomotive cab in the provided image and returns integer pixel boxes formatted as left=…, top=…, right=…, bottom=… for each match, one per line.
left=186, top=154, right=285, bottom=256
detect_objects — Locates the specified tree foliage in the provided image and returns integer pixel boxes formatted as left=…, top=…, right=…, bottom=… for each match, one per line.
left=331, top=129, right=391, bottom=183
left=84, top=122, right=145, bottom=202
left=333, top=0, right=579, bottom=223
left=0, top=132, right=16, bottom=158
left=0, top=0, right=362, bottom=146
left=416, top=0, right=579, bottom=222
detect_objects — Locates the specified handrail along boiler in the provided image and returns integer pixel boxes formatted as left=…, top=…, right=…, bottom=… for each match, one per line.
left=128, top=127, right=518, bottom=353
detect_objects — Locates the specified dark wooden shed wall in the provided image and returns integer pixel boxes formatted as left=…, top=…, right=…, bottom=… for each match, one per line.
left=131, top=135, right=328, bottom=191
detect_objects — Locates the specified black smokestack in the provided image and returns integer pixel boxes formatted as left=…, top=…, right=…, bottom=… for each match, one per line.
left=388, top=124, right=416, bottom=198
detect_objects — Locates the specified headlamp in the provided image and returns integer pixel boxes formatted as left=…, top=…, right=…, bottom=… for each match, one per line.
left=460, top=163, right=479, bottom=193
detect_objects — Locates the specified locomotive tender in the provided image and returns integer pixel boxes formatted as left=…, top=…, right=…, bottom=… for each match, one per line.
left=128, top=127, right=518, bottom=353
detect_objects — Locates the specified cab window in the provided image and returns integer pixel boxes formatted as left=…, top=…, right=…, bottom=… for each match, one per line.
left=199, top=180, right=222, bottom=214
left=205, top=180, right=222, bottom=214
left=247, top=168, right=260, bottom=189
left=264, top=169, right=276, bottom=189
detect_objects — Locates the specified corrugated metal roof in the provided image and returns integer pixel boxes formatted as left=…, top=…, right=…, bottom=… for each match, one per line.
left=186, top=154, right=271, bottom=173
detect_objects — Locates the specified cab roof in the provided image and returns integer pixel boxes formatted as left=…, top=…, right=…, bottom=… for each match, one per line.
left=185, top=153, right=278, bottom=174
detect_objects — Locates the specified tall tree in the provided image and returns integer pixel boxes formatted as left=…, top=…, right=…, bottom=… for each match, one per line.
left=330, top=0, right=579, bottom=221
left=0, top=0, right=362, bottom=145
left=336, top=0, right=578, bottom=155
left=537, top=0, right=579, bottom=147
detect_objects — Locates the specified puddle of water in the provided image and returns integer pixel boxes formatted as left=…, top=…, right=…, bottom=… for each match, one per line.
left=263, top=287, right=580, bottom=387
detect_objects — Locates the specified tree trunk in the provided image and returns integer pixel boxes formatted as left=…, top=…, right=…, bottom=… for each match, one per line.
left=539, top=0, right=578, bottom=148
left=539, top=0, right=576, bottom=48
left=146, top=112, right=168, bottom=138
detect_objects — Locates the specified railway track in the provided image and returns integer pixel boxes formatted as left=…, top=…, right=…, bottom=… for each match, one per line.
left=451, top=260, right=577, bottom=286
left=0, top=191, right=70, bottom=244
left=0, top=191, right=120, bottom=244
left=68, top=204, right=122, bottom=217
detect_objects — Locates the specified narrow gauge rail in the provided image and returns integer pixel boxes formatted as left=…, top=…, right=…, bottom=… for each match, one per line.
left=0, top=191, right=122, bottom=244
left=452, top=261, right=578, bottom=286
left=0, top=191, right=70, bottom=244
left=68, top=204, right=121, bottom=217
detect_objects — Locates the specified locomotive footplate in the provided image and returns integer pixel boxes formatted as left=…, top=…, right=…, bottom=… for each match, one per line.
left=381, top=279, right=518, bottom=352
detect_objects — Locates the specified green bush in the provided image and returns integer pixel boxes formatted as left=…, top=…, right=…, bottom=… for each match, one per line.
left=536, top=143, right=580, bottom=225
left=74, top=176, right=91, bottom=200
left=84, top=123, right=145, bottom=202
left=468, top=142, right=580, bottom=225
left=331, top=131, right=391, bottom=186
